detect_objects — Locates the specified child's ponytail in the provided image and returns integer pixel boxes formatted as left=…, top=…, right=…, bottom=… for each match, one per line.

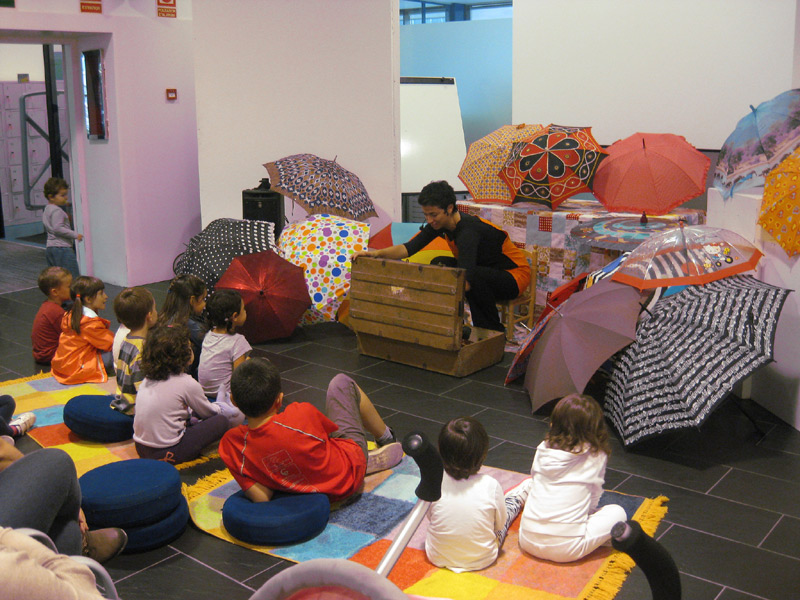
left=69, top=276, right=106, bottom=334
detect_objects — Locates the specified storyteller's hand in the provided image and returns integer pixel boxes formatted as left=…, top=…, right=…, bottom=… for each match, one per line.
left=352, top=250, right=377, bottom=261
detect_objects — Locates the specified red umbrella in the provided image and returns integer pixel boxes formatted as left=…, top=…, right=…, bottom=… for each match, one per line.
left=215, top=250, right=311, bottom=343
left=498, top=124, right=608, bottom=209
left=592, top=133, right=710, bottom=216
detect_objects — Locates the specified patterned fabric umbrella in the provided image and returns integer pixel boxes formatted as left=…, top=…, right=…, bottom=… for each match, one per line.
left=264, top=153, right=378, bottom=222
left=759, top=145, right=800, bottom=256
left=498, top=124, right=608, bottom=209
left=458, top=123, right=543, bottom=205
left=713, top=89, right=800, bottom=198
left=611, top=223, right=763, bottom=290
left=173, top=218, right=277, bottom=290
left=592, top=133, right=710, bottom=216
left=278, top=214, right=370, bottom=325
left=605, top=275, right=791, bottom=446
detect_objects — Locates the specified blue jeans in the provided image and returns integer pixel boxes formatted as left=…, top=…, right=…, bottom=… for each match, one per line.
left=46, top=246, right=80, bottom=279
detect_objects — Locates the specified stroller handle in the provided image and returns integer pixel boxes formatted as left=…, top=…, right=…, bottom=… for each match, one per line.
left=402, top=432, right=443, bottom=502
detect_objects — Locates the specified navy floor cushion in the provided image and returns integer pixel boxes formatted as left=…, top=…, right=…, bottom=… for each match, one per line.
left=123, top=497, right=190, bottom=553
left=79, top=459, right=183, bottom=528
left=222, top=490, right=330, bottom=546
left=63, top=395, right=133, bottom=443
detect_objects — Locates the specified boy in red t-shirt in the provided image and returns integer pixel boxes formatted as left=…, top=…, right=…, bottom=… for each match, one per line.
left=219, top=358, right=402, bottom=503
left=31, top=267, right=72, bottom=363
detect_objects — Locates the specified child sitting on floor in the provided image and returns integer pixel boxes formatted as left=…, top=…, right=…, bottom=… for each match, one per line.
left=133, top=325, right=241, bottom=464
left=157, top=274, right=208, bottom=380
left=198, top=289, right=251, bottom=404
left=219, top=358, right=402, bottom=503
left=109, top=287, right=159, bottom=415
left=425, top=416, right=529, bottom=572
left=518, top=394, right=626, bottom=563
left=0, top=395, right=35, bottom=446
left=31, top=266, right=72, bottom=364
left=51, top=276, right=114, bottom=385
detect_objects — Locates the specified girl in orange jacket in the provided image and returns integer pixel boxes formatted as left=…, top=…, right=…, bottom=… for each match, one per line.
left=51, top=276, right=114, bottom=385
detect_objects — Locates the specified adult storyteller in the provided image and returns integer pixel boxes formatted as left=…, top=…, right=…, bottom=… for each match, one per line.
left=354, top=180, right=531, bottom=333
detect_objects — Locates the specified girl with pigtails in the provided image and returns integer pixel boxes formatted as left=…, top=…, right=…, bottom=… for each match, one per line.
left=51, top=276, right=115, bottom=385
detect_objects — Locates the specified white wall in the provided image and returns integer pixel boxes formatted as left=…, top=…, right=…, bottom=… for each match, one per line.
left=0, top=43, right=45, bottom=80
left=1, top=0, right=201, bottom=286
left=513, top=0, right=797, bottom=150
left=192, top=0, right=401, bottom=227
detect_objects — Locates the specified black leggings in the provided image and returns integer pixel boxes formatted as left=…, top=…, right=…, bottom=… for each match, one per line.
left=135, top=414, right=229, bottom=464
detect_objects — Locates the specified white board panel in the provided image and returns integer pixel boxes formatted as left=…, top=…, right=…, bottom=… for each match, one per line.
left=400, top=79, right=467, bottom=193
left=513, top=0, right=796, bottom=150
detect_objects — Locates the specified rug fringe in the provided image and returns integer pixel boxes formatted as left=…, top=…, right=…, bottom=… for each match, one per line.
left=182, top=468, right=233, bottom=502
left=1, top=372, right=52, bottom=386
left=175, top=450, right=220, bottom=471
left=581, top=495, right=669, bottom=600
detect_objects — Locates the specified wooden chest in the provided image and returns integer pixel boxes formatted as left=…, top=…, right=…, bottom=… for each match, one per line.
left=349, top=257, right=505, bottom=377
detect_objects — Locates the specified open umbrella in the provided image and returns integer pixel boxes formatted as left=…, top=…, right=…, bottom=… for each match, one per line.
left=522, top=279, right=643, bottom=413
left=458, top=123, right=543, bottom=205
left=713, top=89, right=800, bottom=198
left=215, top=250, right=311, bottom=343
left=570, top=217, right=680, bottom=252
left=498, top=124, right=608, bottom=209
left=279, top=213, right=370, bottom=325
left=264, top=153, right=378, bottom=222
left=505, top=310, right=553, bottom=385
left=605, top=275, right=791, bottom=446
left=173, top=218, right=277, bottom=290
left=592, top=133, right=710, bottom=216
left=759, top=145, right=800, bottom=256
left=611, top=223, right=763, bottom=290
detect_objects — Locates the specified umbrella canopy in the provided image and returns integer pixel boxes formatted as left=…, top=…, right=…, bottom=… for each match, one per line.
left=522, top=279, right=643, bottom=413
left=570, top=217, right=680, bottom=252
left=173, top=218, right=278, bottom=290
left=605, top=275, right=791, bottom=446
left=215, top=250, right=311, bottom=343
left=592, top=133, right=710, bottom=216
left=713, top=89, right=800, bottom=198
left=458, top=123, right=544, bottom=205
left=279, top=213, right=370, bottom=325
left=264, top=153, right=378, bottom=222
left=759, top=145, right=800, bottom=256
left=611, top=223, right=763, bottom=290
left=498, top=124, right=608, bottom=209
left=505, top=311, right=553, bottom=385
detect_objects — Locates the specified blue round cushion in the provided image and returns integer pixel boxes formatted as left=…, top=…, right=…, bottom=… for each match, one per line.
left=222, top=490, right=330, bottom=546
left=123, top=497, right=190, bottom=553
left=79, top=459, right=183, bottom=529
left=63, top=395, right=133, bottom=443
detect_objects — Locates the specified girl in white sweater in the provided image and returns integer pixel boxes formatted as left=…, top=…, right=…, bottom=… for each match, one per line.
left=519, top=394, right=627, bottom=562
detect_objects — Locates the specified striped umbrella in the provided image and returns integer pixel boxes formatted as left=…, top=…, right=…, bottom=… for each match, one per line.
left=604, top=275, right=791, bottom=446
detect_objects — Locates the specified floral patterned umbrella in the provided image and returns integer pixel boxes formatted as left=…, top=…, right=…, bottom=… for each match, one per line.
left=498, top=124, right=608, bottom=209
left=759, top=145, right=800, bottom=256
left=278, top=214, right=370, bottom=325
left=265, top=153, right=378, bottom=222
left=458, top=123, right=543, bottom=205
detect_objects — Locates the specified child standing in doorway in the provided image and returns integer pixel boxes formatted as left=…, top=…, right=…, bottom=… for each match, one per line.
left=42, top=177, right=82, bottom=279
left=518, top=394, right=626, bottom=563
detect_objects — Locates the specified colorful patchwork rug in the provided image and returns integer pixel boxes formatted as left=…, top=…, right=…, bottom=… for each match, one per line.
left=185, top=458, right=668, bottom=600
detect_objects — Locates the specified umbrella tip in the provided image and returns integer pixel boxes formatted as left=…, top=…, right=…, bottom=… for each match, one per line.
left=749, top=104, right=757, bottom=113
left=640, top=211, right=648, bottom=225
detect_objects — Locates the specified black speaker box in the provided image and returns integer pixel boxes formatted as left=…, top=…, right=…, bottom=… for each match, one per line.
left=242, top=180, right=285, bottom=237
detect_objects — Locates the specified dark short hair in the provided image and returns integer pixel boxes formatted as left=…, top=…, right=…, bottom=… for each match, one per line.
left=113, top=287, right=155, bottom=330
left=417, top=180, right=457, bottom=212
left=206, top=289, right=242, bottom=332
left=547, top=394, right=611, bottom=456
left=140, top=325, right=192, bottom=381
left=230, top=357, right=282, bottom=418
left=37, top=266, right=71, bottom=296
left=44, top=177, right=68, bottom=199
left=438, top=416, right=488, bottom=480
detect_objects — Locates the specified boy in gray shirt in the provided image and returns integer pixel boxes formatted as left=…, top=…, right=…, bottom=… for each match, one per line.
left=42, top=177, right=82, bottom=278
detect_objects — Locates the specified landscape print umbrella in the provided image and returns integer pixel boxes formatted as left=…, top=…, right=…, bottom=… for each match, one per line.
left=498, top=124, right=608, bottom=209
left=570, top=217, right=679, bottom=252
left=592, top=133, right=710, bottom=216
left=265, top=153, right=378, bottom=222
left=611, top=223, right=763, bottom=290
left=522, top=279, right=643, bottom=413
left=215, top=250, right=311, bottom=343
left=458, top=123, right=543, bottom=204
left=605, top=275, right=791, bottom=446
left=758, top=145, right=800, bottom=256
left=713, top=89, right=800, bottom=198
left=279, top=213, right=370, bottom=325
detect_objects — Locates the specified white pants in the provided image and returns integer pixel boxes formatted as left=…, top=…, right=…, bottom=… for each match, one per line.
left=519, top=503, right=628, bottom=563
